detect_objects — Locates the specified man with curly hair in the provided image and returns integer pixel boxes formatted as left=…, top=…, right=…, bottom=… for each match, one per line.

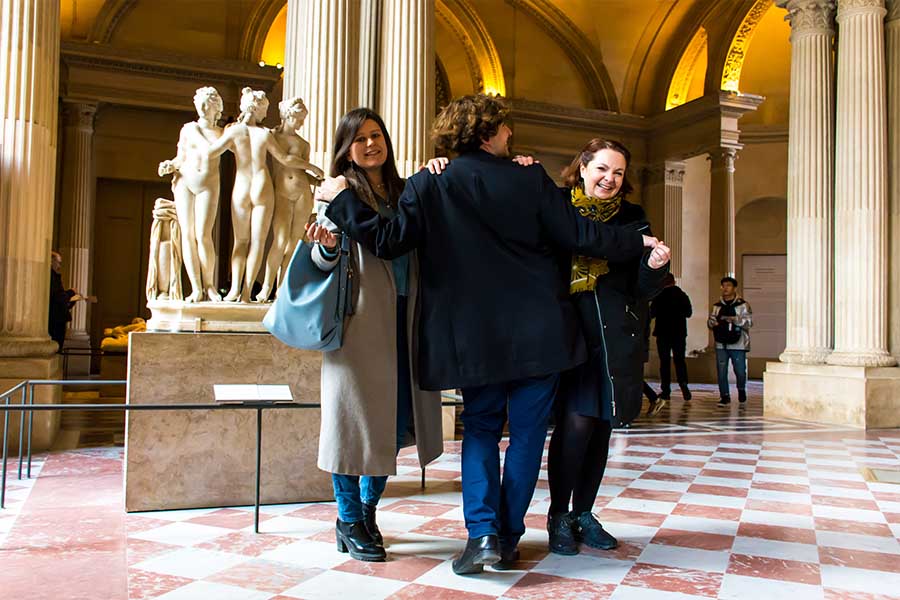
left=323, top=94, right=657, bottom=575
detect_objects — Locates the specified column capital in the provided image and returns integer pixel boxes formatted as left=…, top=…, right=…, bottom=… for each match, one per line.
left=837, top=0, right=887, bottom=22
left=887, top=0, right=900, bottom=20
left=708, top=148, right=739, bottom=171
left=63, top=102, right=98, bottom=132
left=777, top=0, right=836, bottom=35
left=664, top=161, right=686, bottom=186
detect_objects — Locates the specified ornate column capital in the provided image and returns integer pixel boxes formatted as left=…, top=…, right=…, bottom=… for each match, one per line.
left=63, top=102, right=98, bottom=133
left=664, top=161, right=686, bottom=186
left=887, top=0, right=900, bottom=21
left=836, top=0, right=887, bottom=22
left=777, top=0, right=836, bottom=36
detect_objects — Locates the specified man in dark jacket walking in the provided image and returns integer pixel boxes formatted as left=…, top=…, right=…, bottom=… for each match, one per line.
left=650, top=273, right=692, bottom=401
left=321, top=95, right=656, bottom=575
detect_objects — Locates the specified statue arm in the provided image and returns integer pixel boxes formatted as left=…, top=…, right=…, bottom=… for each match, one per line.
left=206, top=127, right=235, bottom=158
left=158, top=129, right=189, bottom=176
left=268, top=135, right=324, bottom=178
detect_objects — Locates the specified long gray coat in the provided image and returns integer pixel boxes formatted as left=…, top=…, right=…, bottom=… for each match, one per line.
left=313, top=203, right=443, bottom=476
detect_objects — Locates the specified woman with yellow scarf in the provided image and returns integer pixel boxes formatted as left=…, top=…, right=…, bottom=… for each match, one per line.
left=545, top=139, right=670, bottom=556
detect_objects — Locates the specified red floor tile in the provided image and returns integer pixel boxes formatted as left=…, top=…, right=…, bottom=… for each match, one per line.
left=687, top=484, right=748, bottom=498
left=186, top=508, right=273, bottom=530
left=504, top=572, right=616, bottom=600
left=196, top=530, right=298, bottom=557
left=334, top=555, right=443, bottom=582
left=618, top=487, right=684, bottom=503
left=651, top=528, right=736, bottom=551
left=127, top=569, right=194, bottom=600
left=813, top=517, right=894, bottom=538
left=812, top=495, right=880, bottom=511
left=727, top=553, right=821, bottom=585
left=390, top=584, right=496, bottom=600
left=672, top=503, right=743, bottom=522
left=745, top=499, right=812, bottom=516
left=409, top=518, right=469, bottom=540
left=382, top=499, right=457, bottom=518
left=621, top=563, right=723, bottom=598
left=700, top=469, right=754, bottom=480
left=597, top=508, right=668, bottom=528
left=736, top=522, right=817, bottom=545
left=818, top=545, right=900, bottom=574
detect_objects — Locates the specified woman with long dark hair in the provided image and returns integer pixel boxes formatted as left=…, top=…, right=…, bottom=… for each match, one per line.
left=305, top=108, right=444, bottom=562
left=546, top=139, right=670, bottom=555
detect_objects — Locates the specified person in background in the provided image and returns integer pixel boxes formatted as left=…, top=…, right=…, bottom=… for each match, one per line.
left=650, top=273, right=693, bottom=402
left=48, top=251, right=79, bottom=352
left=708, top=276, right=753, bottom=405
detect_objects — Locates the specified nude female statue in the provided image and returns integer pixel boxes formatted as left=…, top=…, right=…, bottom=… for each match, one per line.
left=256, top=96, right=324, bottom=302
left=158, top=86, right=224, bottom=303
left=207, top=88, right=308, bottom=303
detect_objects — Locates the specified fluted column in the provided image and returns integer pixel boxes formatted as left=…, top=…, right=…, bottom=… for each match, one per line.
left=0, top=0, right=61, bottom=359
left=777, top=0, right=836, bottom=365
left=359, top=0, right=381, bottom=108
left=58, top=102, right=98, bottom=345
left=829, top=0, right=895, bottom=366
left=664, top=161, right=685, bottom=278
left=283, top=0, right=360, bottom=172
left=379, top=0, right=435, bottom=177
left=887, top=0, right=900, bottom=361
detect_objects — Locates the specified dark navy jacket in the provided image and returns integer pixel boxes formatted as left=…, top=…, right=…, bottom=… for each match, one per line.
left=325, top=150, right=645, bottom=391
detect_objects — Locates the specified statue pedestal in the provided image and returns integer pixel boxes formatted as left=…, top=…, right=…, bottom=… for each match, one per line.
left=146, top=300, right=271, bottom=333
left=125, top=331, right=331, bottom=512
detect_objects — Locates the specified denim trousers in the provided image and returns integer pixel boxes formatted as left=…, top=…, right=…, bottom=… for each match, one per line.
left=459, top=374, right=559, bottom=547
left=715, top=348, right=747, bottom=399
left=332, top=295, right=413, bottom=523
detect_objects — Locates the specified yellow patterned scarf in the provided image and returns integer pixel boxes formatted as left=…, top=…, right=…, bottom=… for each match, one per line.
left=569, top=186, right=622, bottom=294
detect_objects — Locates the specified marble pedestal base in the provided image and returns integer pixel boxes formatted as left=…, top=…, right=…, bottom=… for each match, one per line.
left=146, top=300, right=270, bottom=333
left=62, top=332, right=91, bottom=376
left=0, top=355, right=61, bottom=452
left=125, top=331, right=332, bottom=512
left=764, top=362, right=900, bottom=429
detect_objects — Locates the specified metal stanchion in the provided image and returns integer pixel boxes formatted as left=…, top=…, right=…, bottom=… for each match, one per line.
left=255, top=407, right=263, bottom=534
left=26, top=382, right=34, bottom=479
left=17, top=386, right=25, bottom=479
left=1, top=389, right=10, bottom=508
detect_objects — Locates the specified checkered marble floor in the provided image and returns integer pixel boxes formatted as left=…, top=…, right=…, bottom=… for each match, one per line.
left=4, top=385, right=900, bottom=599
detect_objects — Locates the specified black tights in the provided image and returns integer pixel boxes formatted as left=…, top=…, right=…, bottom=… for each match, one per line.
left=548, top=410, right=613, bottom=515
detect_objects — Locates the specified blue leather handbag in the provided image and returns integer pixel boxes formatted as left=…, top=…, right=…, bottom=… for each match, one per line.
left=263, top=234, right=353, bottom=351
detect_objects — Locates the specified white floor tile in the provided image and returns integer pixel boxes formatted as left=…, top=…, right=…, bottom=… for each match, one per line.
left=661, top=514, right=740, bottom=536
left=605, top=496, right=677, bottom=515
left=413, top=556, right=525, bottom=595
left=610, top=586, right=722, bottom=600
left=129, top=521, right=233, bottom=546
left=821, top=565, right=900, bottom=596
left=650, top=464, right=704, bottom=476
left=677, top=493, right=746, bottom=510
left=637, top=542, right=730, bottom=573
left=718, top=574, right=824, bottom=600
left=281, top=570, right=407, bottom=600
left=532, top=552, right=633, bottom=585
left=740, top=510, right=814, bottom=530
left=731, top=536, right=820, bottom=563
left=261, top=516, right=335, bottom=539
left=155, top=581, right=271, bottom=600
left=811, top=505, right=887, bottom=524
left=808, top=485, right=874, bottom=500
left=752, top=473, right=809, bottom=485
left=692, top=475, right=751, bottom=489
left=133, top=547, right=249, bottom=579
left=257, top=539, right=353, bottom=568
left=629, top=479, right=692, bottom=493
left=747, top=488, right=811, bottom=504
left=816, top=530, right=900, bottom=555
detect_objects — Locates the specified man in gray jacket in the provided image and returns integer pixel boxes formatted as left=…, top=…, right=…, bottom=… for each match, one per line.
left=707, top=276, right=753, bottom=405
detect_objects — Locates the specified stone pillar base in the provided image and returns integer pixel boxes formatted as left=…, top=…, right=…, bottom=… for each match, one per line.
left=126, top=331, right=332, bottom=512
left=0, top=355, right=62, bottom=452
left=764, top=361, right=900, bottom=429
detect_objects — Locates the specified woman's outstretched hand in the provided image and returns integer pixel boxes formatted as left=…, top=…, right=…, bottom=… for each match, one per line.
left=306, top=222, right=338, bottom=251
left=314, top=176, right=348, bottom=202
left=647, top=242, right=671, bottom=269
left=512, top=155, right=539, bottom=166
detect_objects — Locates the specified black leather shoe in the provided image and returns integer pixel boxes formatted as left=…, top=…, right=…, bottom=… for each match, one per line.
left=491, top=544, right=520, bottom=571
left=573, top=512, right=618, bottom=550
left=718, top=396, right=731, bottom=406
left=659, top=392, right=671, bottom=401
left=452, top=534, right=500, bottom=575
left=547, top=512, right=578, bottom=555
left=361, top=502, right=383, bottom=547
left=680, top=384, right=692, bottom=401
left=738, top=389, right=747, bottom=403
left=335, top=518, right=386, bottom=562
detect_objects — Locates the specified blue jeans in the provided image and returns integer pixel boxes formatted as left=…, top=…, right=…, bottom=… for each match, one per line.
left=460, top=374, right=558, bottom=547
left=332, top=295, right=413, bottom=523
left=715, top=348, right=747, bottom=399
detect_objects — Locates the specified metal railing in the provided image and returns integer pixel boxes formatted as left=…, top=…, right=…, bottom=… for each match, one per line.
left=0, top=379, right=464, bottom=532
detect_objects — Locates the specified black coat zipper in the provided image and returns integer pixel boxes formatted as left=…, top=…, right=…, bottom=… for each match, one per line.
left=593, top=293, right=616, bottom=420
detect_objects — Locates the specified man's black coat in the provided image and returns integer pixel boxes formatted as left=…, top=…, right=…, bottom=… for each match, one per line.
left=325, top=150, right=645, bottom=391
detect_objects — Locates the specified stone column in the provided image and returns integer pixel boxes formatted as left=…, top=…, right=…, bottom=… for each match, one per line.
left=828, top=0, right=895, bottom=367
left=777, top=0, right=836, bottom=365
left=283, top=0, right=360, bottom=172
left=664, top=161, right=685, bottom=278
left=887, top=0, right=900, bottom=361
left=707, top=149, right=738, bottom=317
left=58, top=102, right=98, bottom=351
left=379, top=0, right=435, bottom=177
left=359, top=0, right=381, bottom=108
left=0, top=0, right=62, bottom=449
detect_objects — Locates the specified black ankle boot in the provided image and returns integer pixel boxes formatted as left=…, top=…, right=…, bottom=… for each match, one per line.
left=335, top=518, right=386, bottom=562
left=680, top=384, right=692, bottom=400
left=361, top=503, right=383, bottom=547
left=738, top=389, right=747, bottom=403
left=547, top=512, right=578, bottom=555
left=573, top=512, right=618, bottom=550
left=452, top=534, right=500, bottom=575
